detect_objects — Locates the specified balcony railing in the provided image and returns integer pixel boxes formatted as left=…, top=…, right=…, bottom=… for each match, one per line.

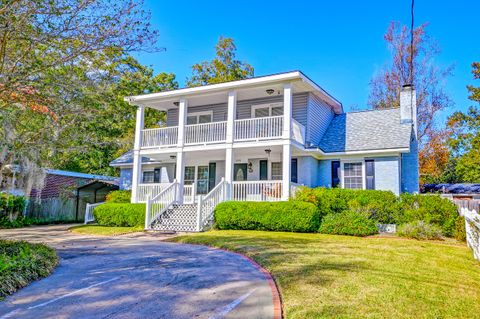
left=234, top=116, right=283, bottom=141
left=141, top=127, right=178, bottom=148
left=232, top=180, right=283, bottom=201
left=292, top=119, right=305, bottom=144
left=185, top=121, right=227, bottom=145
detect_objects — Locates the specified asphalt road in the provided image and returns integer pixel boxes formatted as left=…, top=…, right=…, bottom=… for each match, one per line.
left=0, top=225, right=274, bottom=319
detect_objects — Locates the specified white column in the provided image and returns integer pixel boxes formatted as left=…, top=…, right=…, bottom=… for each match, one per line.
left=282, top=143, right=291, bottom=200
left=177, top=98, right=188, bottom=147
left=226, top=90, right=237, bottom=143
left=283, top=83, right=293, bottom=139
left=131, top=105, right=145, bottom=203
left=225, top=146, right=234, bottom=199
left=175, top=151, right=185, bottom=203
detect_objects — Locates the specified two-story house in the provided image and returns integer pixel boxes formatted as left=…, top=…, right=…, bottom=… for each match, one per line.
left=110, top=71, right=419, bottom=231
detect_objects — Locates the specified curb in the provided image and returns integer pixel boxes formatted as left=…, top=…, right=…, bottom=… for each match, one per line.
left=217, top=247, right=283, bottom=319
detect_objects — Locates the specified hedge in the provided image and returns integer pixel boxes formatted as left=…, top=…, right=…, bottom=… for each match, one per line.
left=295, top=187, right=398, bottom=223
left=397, top=221, right=443, bottom=240
left=318, top=211, right=378, bottom=237
left=106, top=190, right=131, bottom=203
left=93, top=203, right=145, bottom=227
left=214, top=201, right=320, bottom=233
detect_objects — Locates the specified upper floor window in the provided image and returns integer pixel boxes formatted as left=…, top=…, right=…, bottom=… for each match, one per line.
left=251, top=102, right=283, bottom=118
left=187, top=111, right=212, bottom=125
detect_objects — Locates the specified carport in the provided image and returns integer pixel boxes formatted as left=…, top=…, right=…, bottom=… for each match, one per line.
left=75, top=180, right=119, bottom=221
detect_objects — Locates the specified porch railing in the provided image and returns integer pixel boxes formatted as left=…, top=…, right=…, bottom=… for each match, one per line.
left=234, top=116, right=283, bottom=141
left=145, top=180, right=178, bottom=229
left=183, top=183, right=196, bottom=204
left=138, top=183, right=171, bottom=203
left=185, top=121, right=227, bottom=145
left=84, top=202, right=104, bottom=224
left=232, top=180, right=283, bottom=201
left=454, top=200, right=480, bottom=261
left=141, top=126, right=178, bottom=148
left=197, top=178, right=226, bottom=231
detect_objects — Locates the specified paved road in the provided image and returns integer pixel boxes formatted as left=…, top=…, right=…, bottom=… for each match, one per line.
left=0, top=225, right=275, bottom=319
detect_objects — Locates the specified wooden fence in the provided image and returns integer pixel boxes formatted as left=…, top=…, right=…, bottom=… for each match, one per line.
left=454, top=199, right=480, bottom=261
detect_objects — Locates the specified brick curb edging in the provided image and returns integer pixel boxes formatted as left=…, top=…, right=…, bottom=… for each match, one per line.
left=216, top=247, right=283, bottom=319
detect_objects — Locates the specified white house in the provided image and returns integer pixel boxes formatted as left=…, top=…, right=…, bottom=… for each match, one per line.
left=111, top=71, right=419, bottom=231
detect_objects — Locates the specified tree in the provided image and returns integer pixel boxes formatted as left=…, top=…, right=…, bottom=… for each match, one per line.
left=446, top=62, right=480, bottom=182
left=186, top=37, right=254, bottom=87
left=369, top=22, right=453, bottom=143
left=0, top=0, right=160, bottom=193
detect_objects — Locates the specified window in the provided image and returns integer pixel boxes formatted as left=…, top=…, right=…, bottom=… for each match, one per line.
left=184, top=166, right=195, bottom=185
left=187, top=111, right=212, bottom=125
left=251, top=103, right=283, bottom=118
left=343, top=162, right=363, bottom=189
left=142, top=171, right=154, bottom=183
left=271, top=162, right=282, bottom=180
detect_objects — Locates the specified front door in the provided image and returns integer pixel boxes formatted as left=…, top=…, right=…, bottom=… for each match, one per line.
left=234, top=164, right=248, bottom=181
left=259, top=160, right=268, bottom=180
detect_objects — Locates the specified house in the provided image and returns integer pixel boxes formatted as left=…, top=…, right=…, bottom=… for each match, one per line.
left=28, top=169, right=118, bottom=222
left=111, top=71, right=419, bottom=231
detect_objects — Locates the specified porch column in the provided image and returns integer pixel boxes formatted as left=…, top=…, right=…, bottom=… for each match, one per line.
left=131, top=105, right=145, bottom=203
left=177, top=98, right=188, bottom=147
left=225, top=91, right=236, bottom=199
left=282, top=143, right=291, bottom=200
left=175, top=151, right=185, bottom=203
left=176, top=98, right=188, bottom=203
left=283, top=83, right=293, bottom=140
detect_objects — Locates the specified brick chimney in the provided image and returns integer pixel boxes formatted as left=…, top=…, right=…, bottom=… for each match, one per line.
left=400, top=84, right=417, bottom=135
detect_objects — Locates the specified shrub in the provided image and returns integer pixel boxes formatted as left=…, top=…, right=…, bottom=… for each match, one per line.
left=397, top=194, right=458, bottom=237
left=0, top=215, right=36, bottom=229
left=214, top=201, right=320, bottom=233
left=454, top=216, right=466, bottom=242
left=0, top=240, right=58, bottom=298
left=106, top=190, right=132, bottom=203
left=93, top=203, right=145, bottom=227
left=397, top=221, right=443, bottom=240
left=295, top=187, right=398, bottom=223
left=318, top=211, right=378, bottom=237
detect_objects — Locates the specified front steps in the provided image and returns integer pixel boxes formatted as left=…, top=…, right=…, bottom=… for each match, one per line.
left=151, top=204, right=198, bottom=232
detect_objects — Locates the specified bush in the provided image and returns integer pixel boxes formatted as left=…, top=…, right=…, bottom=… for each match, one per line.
left=0, top=193, right=27, bottom=228
left=318, top=211, right=378, bottom=237
left=397, top=221, right=443, bottom=240
left=93, top=203, right=145, bottom=227
left=295, top=187, right=398, bottom=223
left=106, top=190, right=132, bottom=203
left=214, top=201, right=320, bottom=233
left=397, top=194, right=458, bottom=237
left=0, top=240, right=58, bottom=298
left=0, top=215, right=36, bottom=229
left=454, top=216, right=466, bottom=242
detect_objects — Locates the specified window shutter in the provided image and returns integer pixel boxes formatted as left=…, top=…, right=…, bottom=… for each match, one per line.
left=331, top=161, right=340, bottom=187
left=365, top=160, right=375, bottom=190
left=291, top=158, right=298, bottom=183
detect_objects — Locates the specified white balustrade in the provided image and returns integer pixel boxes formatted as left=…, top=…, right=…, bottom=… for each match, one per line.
left=234, top=116, right=283, bottom=141
left=145, top=181, right=178, bottom=229
left=455, top=200, right=480, bottom=261
left=84, top=202, right=104, bottom=224
left=138, top=183, right=171, bottom=202
left=183, top=183, right=196, bottom=204
left=232, top=180, right=283, bottom=202
left=197, top=178, right=226, bottom=231
left=141, top=126, right=178, bottom=148
left=292, top=119, right=306, bottom=144
left=185, top=121, right=227, bottom=145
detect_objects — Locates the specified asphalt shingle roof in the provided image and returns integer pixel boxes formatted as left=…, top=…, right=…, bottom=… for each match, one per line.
left=318, top=108, right=413, bottom=153
left=109, top=150, right=157, bottom=166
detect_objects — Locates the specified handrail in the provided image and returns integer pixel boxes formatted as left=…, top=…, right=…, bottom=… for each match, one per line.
left=84, top=202, right=104, bottom=224
left=145, top=180, right=178, bottom=229
left=196, top=178, right=226, bottom=231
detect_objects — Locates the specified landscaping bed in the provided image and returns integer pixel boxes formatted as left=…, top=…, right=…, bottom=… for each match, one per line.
left=171, top=230, right=480, bottom=319
left=0, top=240, right=58, bottom=299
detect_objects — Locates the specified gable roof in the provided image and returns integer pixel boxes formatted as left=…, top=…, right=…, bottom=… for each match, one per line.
left=318, top=108, right=413, bottom=153
left=109, top=150, right=159, bottom=166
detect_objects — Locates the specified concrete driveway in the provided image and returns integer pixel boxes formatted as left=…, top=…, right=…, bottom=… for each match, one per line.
left=0, top=225, right=277, bottom=319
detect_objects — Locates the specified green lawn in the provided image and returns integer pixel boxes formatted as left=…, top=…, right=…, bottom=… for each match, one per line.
left=171, top=230, right=480, bottom=319
left=69, top=225, right=144, bottom=236
left=0, top=240, right=58, bottom=299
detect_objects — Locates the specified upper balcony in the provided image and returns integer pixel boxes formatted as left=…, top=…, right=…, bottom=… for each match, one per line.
left=140, top=116, right=305, bottom=149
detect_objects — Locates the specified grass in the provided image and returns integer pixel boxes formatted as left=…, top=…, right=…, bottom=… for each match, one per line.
left=171, top=230, right=480, bottom=319
left=0, top=240, right=58, bottom=299
left=69, top=224, right=144, bottom=236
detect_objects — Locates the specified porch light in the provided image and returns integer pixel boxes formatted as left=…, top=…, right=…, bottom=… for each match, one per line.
left=170, top=155, right=176, bottom=160
left=173, top=101, right=179, bottom=106
left=265, top=149, right=271, bottom=156
left=266, top=89, right=275, bottom=95
left=248, top=162, right=253, bottom=173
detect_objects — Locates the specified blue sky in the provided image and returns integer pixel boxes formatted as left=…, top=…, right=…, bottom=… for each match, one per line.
left=135, top=0, right=478, bottom=122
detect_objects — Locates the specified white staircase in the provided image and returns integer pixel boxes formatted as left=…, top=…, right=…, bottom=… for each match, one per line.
left=145, top=178, right=226, bottom=232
